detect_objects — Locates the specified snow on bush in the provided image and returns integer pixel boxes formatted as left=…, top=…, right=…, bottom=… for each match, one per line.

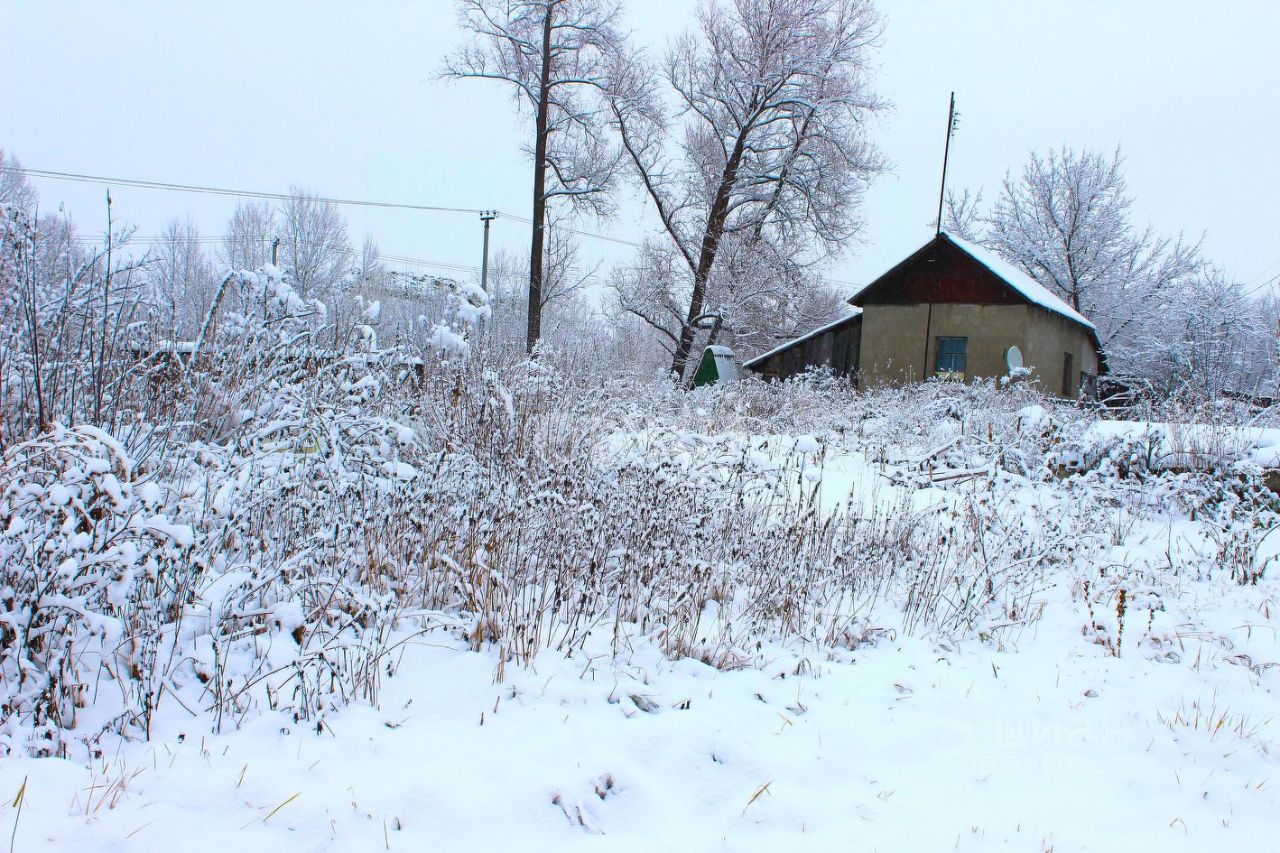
left=5, top=352, right=1278, bottom=757
left=1, top=425, right=195, bottom=756
left=1, top=246, right=1276, bottom=761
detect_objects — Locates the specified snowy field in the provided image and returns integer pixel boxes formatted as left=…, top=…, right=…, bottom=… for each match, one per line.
left=2, top=370, right=1277, bottom=852
left=5, top=0, right=1279, bottom=844
left=6, top=608, right=1277, bottom=852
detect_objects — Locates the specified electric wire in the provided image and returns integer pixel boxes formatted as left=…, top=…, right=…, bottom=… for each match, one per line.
left=8, top=163, right=861, bottom=288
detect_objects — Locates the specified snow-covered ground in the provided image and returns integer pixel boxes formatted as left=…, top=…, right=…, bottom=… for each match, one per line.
left=2, top=412, right=1277, bottom=852
left=1081, top=419, right=1280, bottom=470
left=5, top=608, right=1277, bottom=852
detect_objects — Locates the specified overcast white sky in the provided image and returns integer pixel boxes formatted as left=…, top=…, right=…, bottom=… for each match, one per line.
left=3, top=0, right=1278, bottom=295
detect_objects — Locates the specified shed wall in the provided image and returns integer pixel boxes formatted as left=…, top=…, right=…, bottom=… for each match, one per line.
left=749, top=318, right=862, bottom=381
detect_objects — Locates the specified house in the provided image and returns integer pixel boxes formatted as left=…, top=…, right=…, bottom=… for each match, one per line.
left=743, top=231, right=1105, bottom=398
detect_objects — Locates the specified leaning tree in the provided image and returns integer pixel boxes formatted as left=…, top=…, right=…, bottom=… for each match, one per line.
left=608, top=0, right=885, bottom=377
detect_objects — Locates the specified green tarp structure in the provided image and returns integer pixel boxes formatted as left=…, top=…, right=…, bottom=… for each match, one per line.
left=691, top=346, right=740, bottom=388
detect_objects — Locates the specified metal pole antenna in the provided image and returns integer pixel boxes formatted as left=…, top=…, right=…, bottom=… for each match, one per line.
left=479, top=210, right=497, bottom=294
left=935, top=92, right=957, bottom=237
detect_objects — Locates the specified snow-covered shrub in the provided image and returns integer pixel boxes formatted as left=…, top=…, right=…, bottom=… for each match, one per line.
left=0, top=271, right=1273, bottom=761
left=0, top=425, right=194, bottom=756
left=0, top=204, right=163, bottom=445
left=1200, top=485, right=1279, bottom=586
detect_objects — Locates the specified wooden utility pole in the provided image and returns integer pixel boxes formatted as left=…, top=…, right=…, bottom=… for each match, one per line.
left=923, top=94, right=959, bottom=378
left=935, top=92, right=957, bottom=237
left=479, top=210, right=497, bottom=294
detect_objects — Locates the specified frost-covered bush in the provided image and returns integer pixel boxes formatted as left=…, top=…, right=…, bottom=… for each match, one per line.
left=1, top=241, right=1275, bottom=761
left=0, top=254, right=503, bottom=755
left=0, top=426, right=195, bottom=756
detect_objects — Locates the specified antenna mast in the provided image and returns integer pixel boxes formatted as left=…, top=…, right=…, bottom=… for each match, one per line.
left=935, top=91, right=957, bottom=237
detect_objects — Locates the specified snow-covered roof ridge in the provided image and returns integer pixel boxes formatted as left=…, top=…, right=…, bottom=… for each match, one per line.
left=940, top=231, right=1096, bottom=331
left=742, top=308, right=863, bottom=368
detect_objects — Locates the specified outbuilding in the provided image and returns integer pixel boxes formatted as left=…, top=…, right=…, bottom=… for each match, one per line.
left=743, top=231, right=1105, bottom=399
left=691, top=345, right=741, bottom=388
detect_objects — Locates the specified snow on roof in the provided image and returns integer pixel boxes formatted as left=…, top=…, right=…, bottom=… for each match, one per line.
left=940, top=232, right=1096, bottom=331
left=742, top=309, right=863, bottom=368
left=708, top=346, right=740, bottom=383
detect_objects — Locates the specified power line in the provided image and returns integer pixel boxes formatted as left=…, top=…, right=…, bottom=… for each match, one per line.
left=9, top=163, right=861, bottom=289
left=498, top=208, right=861, bottom=287
left=501, top=210, right=648, bottom=250
left=1242, top=258, right=1280, bottom=296
left=2, top=165, right=483, bottom=216
left=68, top=235, right=480, bottom=275
left=7, top=164, right=655, bottom=253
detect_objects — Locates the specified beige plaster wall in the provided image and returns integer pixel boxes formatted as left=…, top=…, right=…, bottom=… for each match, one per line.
left=859, top=302, right=1098, bottom=397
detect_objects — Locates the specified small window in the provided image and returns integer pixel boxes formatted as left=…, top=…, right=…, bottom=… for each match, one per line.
left=935, top=337, right=967, bottom=380
left=1062, top=353, right=1075, bottom=397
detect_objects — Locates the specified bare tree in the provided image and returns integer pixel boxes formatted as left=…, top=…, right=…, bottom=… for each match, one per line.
left=608, top=0, right=885, bottom=377
left=714, top=233, right=851, bottom=353
left=981, top=146, right=1204, bottom=370
left=221, top=201, right=275, bottom=272
left=277, top=188, right=354, bottom=301
left=0, top=150, right=38, bottom=212
left=445, top=0, right=627, bottom=353
left=534, top=224, right=599, bottom=310
left=1133, top=268, right=1277, bottom=397
left=483, top=227, right=599, bottom=353
left=940, top=187, right=983, bottom=241
left=611, top=240, right=689, bottom=358
left=354, top=236, right=385, bottom=288
left=149, top=218, right=215, bottom=339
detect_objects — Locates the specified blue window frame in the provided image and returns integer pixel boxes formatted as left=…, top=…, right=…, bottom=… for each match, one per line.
left=935, top=336, right=967, bottom=378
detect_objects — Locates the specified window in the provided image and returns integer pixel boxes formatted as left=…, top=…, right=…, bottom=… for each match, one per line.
left=1062, top=353, right=1075, bottom=397
left=935, top=337, right=967, bottom=380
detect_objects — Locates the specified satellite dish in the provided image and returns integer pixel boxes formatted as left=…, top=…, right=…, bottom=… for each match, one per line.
left=1005, top=346, right=1024, bottom=373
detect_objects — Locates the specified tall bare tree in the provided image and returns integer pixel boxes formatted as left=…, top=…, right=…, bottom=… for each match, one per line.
left=980, top=147, right=1204, bottom=372
left=608, top=0, right=885, bottom=377
left=445, top=0, right=627, bottom=353
left=149, top=218, right=215, bottom=339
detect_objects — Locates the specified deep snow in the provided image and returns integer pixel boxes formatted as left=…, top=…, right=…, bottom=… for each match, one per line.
left=1, top=433, right=1276, bottom=852
left=3, top=602, right=1275, bottom=851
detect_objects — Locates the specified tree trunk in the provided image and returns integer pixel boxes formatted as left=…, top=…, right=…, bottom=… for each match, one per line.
left=526, top=5, right=554, bottom=354
left=670, top=132, right=750, bottom=379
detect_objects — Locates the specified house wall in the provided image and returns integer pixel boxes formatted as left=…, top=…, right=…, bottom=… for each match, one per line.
left=1021, top=309, right=1101, bottom=396
left=746, top=232, right=1103, bottom=396
left=861, top=303, right=1031, bottom=387
left=861, top=302, right=1098, bottom=397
